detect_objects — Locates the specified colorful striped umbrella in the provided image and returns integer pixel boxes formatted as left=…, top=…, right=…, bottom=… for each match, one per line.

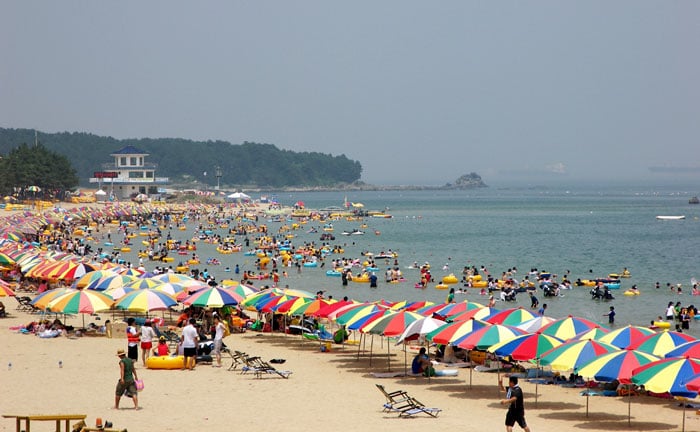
left=124, top=278, right=163, bottom=290
left=314, top=299, right=356, bottom=318
left=54, top=262, right=99, bottom=281
left=395, top=317, right=447, bottom=344
left=104, top=286, right=138, bottom=301
left=426, top=318, right=490, bottom=345
left=453, top=324, right=525, bottom=350
left=540, top=315, right=607, bottom=341
left=268, top=296, right=307, bottom=314
left=183, top=287, right=241, bottom=308
left=683, top=373, right=700, bottom=392
left=0, top=282, right=16, bottom=297
left=31, top=288, right=76, bottom=310
left=335, top=304, right=388, bottom=327
left=488, top=332, right=563, bottom=361
left=540, top=339, right=620, bottom=372
left=597, top=325, right=656, bottom=349
left=449, top=306, right=497, bottom=322
left=431, top=300, right=485, bottom=318
left=664, top=340, right=700, bottom=359
left=86, top=274, right=140, bottom=291
left=0, top=252, right=15, bottom=266
left=346, top=309, right=391, bottom=331
left=631, top=357, right=700, bottom=398
left=360, top=310, right=423, bottom=337
left=568, top=327, right=611, bottom=341
left=516, top=316, right=557, bottom=333
left=576, top=348, right=659, bottom=383
left=485, top=307, right=537, bottom=326
left=46, top=289, right=114, bottom=314
left=628, top=331, right=697, bottom=357
left=286, top=298, right=334, bottom=316
left=115, top=289, right=178, bottom=313
left=74, top=270, right=120, bottom=288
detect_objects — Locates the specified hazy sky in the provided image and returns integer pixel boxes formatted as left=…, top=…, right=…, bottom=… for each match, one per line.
left=2, top=1, right=699, bottom=186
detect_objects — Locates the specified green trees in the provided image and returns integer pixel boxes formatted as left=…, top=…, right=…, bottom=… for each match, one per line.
left=0, top=128, right=363, bottom=188
left=0, top=143, right=79, bottom=196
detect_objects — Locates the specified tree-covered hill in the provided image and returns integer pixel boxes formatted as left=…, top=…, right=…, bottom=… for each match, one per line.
left=0, top=128, right=363, bottom=188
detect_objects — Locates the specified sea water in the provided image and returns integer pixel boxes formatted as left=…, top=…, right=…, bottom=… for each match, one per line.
left=117, top=184, right=700, bottom=335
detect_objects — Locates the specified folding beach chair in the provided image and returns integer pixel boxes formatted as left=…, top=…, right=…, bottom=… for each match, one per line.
left=375, top=384, right=441, bottom=417
left=15, top=296, right=37, bottom=312
left=227, top=350, right=249, bottom=371
left=241, top=357, right=292, bottom=379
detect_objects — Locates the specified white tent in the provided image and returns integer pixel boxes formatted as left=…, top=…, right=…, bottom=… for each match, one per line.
left=94, top=189, right=107, bottom=202
left=227, top=192, right=251, bottom=199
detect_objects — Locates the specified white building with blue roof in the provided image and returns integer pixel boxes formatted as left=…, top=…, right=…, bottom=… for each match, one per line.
left=88, top=145, right=169, bottom=199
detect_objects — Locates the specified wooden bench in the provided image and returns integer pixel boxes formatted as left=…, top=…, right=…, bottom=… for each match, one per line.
left=3, top=413, right=87, bottom=432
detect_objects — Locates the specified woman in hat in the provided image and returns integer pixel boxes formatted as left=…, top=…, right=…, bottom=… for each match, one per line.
left=115, top=349, right=139, bottom=410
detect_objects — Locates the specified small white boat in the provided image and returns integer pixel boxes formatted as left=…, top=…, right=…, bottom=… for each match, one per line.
left=656, top=215, right=685, bottom=220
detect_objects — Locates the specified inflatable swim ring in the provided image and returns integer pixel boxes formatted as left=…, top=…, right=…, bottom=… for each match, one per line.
left=435, top=283, right=449, bottom=290
left=623, top=290, right=640, bottom=296
left=653, top=321, right=671, bottom=329
left=121, top=247, right=131, bottom=253
left=146, top=355, right=185, bottom=370
left=442, top=274, right=459, bottom=284
left=326, top=270, right=341, bottom=277
left=471, top=281, right=488, bottom=288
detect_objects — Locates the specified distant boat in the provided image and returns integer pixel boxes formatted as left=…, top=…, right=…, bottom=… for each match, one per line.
left=656, top=215, right=685, bottom=220
left=690, top=196, right=699, bottom=204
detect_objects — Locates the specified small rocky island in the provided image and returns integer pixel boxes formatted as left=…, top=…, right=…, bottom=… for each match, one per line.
left=443, top=172, right=488, bottom=189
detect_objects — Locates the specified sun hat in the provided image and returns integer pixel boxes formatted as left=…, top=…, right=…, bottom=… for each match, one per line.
left=116, top=348, right=126, bottom=357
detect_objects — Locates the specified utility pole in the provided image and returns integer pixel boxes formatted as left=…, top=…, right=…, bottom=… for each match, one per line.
left=215, top=165, right=222, bottom=191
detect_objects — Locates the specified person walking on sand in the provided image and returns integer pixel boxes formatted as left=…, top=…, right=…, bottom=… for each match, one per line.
left=181, top=318, right=199, bottom=370
left=499, top=375, right=531, bottom=432
left=126, top=317, right=139, bottom=362
left=212, top=314, right=225, bottom=368
left=114, top=348, right=139, bottom=410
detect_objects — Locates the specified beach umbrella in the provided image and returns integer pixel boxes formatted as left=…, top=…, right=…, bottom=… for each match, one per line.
left=540, top=339, right=620, bottom=372
left=183, top=286, right=241, bottom=308
left=568, top=327, right=611, bottom=342
left=0, top=252, right=15, bottom=266
left=335, top=304, right=387, bottom=327
left=683, top=372, right=700, bottom=392
left=31, top=288, right=77, bottom=311
left=576, top=348, right=659, bottom=421
left=152, top=282, right=188, bottom=297
left=488, top=331, right=564, bottom=405
left=313, top=299, right=356, bottom=318
left=631, top=357, right=700, bottom=431
left=426, top=318, right=490, bottom=345
left=540, top=315, right=607, bottom=341
left=86, top=274, right=140, bottom=291
left=453, top=324, right=525, bottom=351
left=0, top=282, right=16, bottom=297
left=46, top=289, right=114, bottom=315
left=267, top=296, right=306, bottom=314
left=395, top=317, right=446, bottom=344
left=395, top=316, right=447, bottom=377
left=104, top=286, right=138, bottom=301
left=360, top=310, right=423, bottom=337
left=431, top=300, right=485, bottom=318
left=54, top=261, right=99, bottom=281
left=402, top=300, right=435, bottom=312
left=256, top=294, right=294, bottom=313
left=74, top=269, right=119, bottom=288
left=596, top=325, right=656, bottom=349
left=628, top=331, right=696, bottom=357
left=124, top=278, right=163, bottom=290
left=515, top=316, right=557, bottom=333
left=449, top=306, right=497, bottom=322
left=488, top=332, right=563, bottom=361
left=485, top=307, right=537, bottom=326
left=115, top=289, right=178, bottom=313
left=117, top=267, right=144, bottom=277
left=576, top=347, right=659, bottom=383
left=664, top=339, right=700, bottom=360
left=286, top=298, right=334, bottom=316
left=151, top=273, right=201, bottom=286
left=632, top=357, right=700, bottom=398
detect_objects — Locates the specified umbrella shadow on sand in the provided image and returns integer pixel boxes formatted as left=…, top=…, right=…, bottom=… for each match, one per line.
left=543, top=410, right=677, bottom=430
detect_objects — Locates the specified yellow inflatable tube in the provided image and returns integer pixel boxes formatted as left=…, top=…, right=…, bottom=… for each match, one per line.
left=653, top=321, right=671, bottom=329
left=442, top=274, right=459, bottom=284
left=146, top=355, right=185, bottom=370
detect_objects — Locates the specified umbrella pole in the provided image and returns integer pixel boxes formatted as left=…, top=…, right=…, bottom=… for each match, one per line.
left=370, top=334, right=374, bottom=367
left=535, top=358, right=540, bottom=407
left=403, top=343, right=407, bottom=377
left=356, top=332, right=362, bottom=361
left=627, top=389, right=631, bottom=426
left=586, top=392, right=589, bottom=418
left=682, top=401, right=686, bottom=432
left=386, top=338, right=390, bottom=372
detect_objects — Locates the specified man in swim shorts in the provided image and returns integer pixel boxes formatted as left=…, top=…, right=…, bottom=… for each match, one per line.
left=499, top=376, right=531, bottom=432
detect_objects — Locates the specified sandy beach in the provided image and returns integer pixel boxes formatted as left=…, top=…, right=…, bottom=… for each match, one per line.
left=0, top=308, right=697, bottom=432
left=1, top=201, right=699, bottom=432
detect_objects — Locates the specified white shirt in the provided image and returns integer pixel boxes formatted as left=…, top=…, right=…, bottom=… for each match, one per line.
left=140, top=326, right=156, bottom=343
left=181, top=324, right=198, bottom=348
left=214, top=322, right=225, bottom=341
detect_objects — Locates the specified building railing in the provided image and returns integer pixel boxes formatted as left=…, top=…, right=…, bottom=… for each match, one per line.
left=89, top=177, right=169, bottom=184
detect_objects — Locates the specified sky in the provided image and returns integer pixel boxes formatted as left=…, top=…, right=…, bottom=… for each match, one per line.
left=1, top=1, right=699, bottom=187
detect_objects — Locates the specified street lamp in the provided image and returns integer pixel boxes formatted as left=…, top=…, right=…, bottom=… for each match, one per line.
left=215, top=165, right=223, bottom=191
